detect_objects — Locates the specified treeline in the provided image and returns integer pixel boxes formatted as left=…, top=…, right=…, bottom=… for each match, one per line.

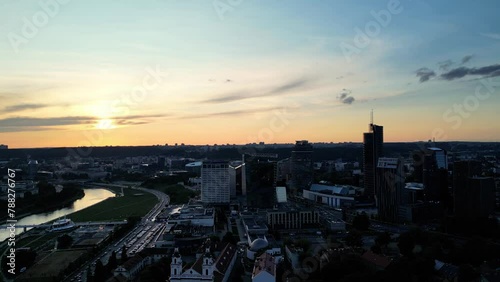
left=0, top=182, right=85, bottom=222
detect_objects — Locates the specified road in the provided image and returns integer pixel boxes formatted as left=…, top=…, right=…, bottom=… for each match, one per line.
left=64, top=185, right=169, bottom=282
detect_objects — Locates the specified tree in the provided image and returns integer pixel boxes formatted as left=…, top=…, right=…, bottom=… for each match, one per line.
left=37, top=181, right=56, bottom=195
left=398, top=232, right=415, bottom=257
left=375, top=232, right=391, bottom=247
left=352, top=212, right=370, bottom=231
left=345, top=230, right=363, bottom=247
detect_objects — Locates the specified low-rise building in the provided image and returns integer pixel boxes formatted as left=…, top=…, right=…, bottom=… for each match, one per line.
left=252, top=253, right=276, bottom=282
left=169, top=242, right=237, bottom=282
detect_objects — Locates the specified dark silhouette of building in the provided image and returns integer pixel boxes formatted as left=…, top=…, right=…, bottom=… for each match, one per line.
left=453, top=160, right=494, bottom=219
left=157, top=156, right=166, bottom=170
left=229, top=162, right=244, bottom=198
left=290, top=140, right=313, bottom=194
left=243, top=153, right=278, bottom=208
left=376, top=157, right=403, bottom=223
left=413, top=147, right=449, bottom=208
left=363, top=123, right=383, bottom=198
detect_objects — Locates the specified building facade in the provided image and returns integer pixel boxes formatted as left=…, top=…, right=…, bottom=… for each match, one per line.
left=375, top=157, right=403, bottom=223
left=290, top=140, right=313, bottom=194
left=267, top=208, right=320, bottom=229
left=363, top=124, right=383, bottom=198
left=201, top=161, right=230, bottom=204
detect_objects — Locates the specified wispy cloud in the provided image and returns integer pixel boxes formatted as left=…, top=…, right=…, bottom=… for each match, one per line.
left=202, top=77, right=313, bottom=104
left=415, top=68, right=436, bottom=82
left=0, top=114, right=167, bottom=131
left=481, top=33, right=500, bottom=40
left=179, top=107, right=284, bottom=120
left=1, top=103, right=49, bottom=113
left=441, top=64, right=500, bottom=80
left=416, top=54, right=498, bottom=82
left=461, top=55, right=473, bottom=64
left=337, top=89, right=355, bottom=105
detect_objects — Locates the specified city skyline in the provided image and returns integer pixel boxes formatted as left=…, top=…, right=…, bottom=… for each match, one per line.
left=1, top=0, right=500, bottom=148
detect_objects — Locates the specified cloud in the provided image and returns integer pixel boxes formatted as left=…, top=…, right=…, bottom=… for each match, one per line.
left=202, top=77, right=312, bottom=104
left=0, top=114, right=167, bottom=131
left=481, top=33, right=500, bottom=40
left=461, top=55, right=473, bottom=64
left=1, top=103, right=49, bottom=113
left=438, top=60, right=454, bottom=71
left=180, top=107, right=283, bottom=119
left=0, top=116, right=96, bottom=127
left=342, top=96, right=355, bottom=104
left=337, top=89, right=355, bottom=105
left=415, top=68, right=436, bottom=82
left=441, top=64, right=500, bottom=80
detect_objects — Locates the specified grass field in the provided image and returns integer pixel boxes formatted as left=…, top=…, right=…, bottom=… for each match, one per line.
left=66, top=188, right=158, bottom=222
left=144, top=183, right=199, bottom=204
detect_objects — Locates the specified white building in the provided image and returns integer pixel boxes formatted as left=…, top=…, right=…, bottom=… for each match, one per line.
left=201, top=161, right=230, bottom=204
left=169, top=243, right=237, bottom=282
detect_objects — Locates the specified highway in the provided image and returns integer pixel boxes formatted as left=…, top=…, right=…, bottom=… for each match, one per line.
left=65, top=185, right=169, bottom=282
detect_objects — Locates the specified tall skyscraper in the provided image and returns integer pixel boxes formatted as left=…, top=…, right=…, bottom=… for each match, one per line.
left=243, top=153, right=277, bottom=208
left=201, top=161, right=230, bottom=204
left=453, top=160, right=494, bottom=219
left=376, top=157, right=404, bottom=223
left=413, top=147, right=449, bottom=205
left=229, top=161, right=244, bottom=198
left=290, top=140, right=313, bottom=194
left=363, top=121, right=383, bottom=198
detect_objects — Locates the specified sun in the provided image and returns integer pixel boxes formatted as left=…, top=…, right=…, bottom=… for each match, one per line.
left=95, top=119, right=115, bottom=130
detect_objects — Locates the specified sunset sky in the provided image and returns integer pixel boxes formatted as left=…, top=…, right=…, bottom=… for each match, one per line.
left=1, top=0, right=499, bottom=148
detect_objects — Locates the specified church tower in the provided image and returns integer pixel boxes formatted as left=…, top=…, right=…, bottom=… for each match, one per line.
left=201, top=247, right=214, bottom=279
left=170, top=248, right=183, bottom=279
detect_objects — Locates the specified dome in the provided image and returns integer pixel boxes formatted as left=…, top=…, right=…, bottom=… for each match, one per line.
left=249, top=238, right=268, bottom=252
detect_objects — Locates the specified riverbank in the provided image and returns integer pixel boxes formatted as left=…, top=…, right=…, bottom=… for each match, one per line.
left=0, top=189, right=85, bottom=225
left=66, top=187, right=158, bottom=222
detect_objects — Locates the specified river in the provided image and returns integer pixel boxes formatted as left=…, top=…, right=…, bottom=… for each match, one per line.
left=0, top=188, right=115, bottom=241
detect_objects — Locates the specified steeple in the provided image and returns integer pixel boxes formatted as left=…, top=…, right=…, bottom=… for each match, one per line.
left=170, top=248, right=183, bottom=278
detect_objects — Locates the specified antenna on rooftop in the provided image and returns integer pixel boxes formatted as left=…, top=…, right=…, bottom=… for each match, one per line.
left=370, top=109, right=374, bottom=125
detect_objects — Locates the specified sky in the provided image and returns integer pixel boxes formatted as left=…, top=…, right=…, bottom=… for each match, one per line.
left=0, top=0, right=499, bottom=148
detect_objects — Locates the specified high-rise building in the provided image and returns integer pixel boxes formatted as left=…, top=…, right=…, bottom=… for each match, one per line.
left=290, top=140, right=313, bottom=194
left=363, top=123, right=383, bottom=198
left=157, top=156, right=166, bottom=170
left=244, top=153, right=278, bottom=208
left=201, top=161, right=230, bottom=204
left=413, top=147, right=449, bottom=205
left=27, top=159, right=39, bottom=180
left=229, top=161, right=244, bottom=198
left=376, top=157, right=403, bottom=223
left=0, top=144, right=7, bottom=150
left=453, top=160, right=494, bottom=219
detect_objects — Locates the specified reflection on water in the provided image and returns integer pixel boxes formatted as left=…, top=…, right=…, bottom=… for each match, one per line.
left=0, top=188, right=114, bottom=241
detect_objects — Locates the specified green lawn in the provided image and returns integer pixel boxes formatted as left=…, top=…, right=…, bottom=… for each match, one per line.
left=143, top=183, right=199, bottom=204
left=66, top=188, right=158, bottom=222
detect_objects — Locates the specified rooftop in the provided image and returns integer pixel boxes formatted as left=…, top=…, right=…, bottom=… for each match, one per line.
left=252, top=253, right=276, bottom=278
